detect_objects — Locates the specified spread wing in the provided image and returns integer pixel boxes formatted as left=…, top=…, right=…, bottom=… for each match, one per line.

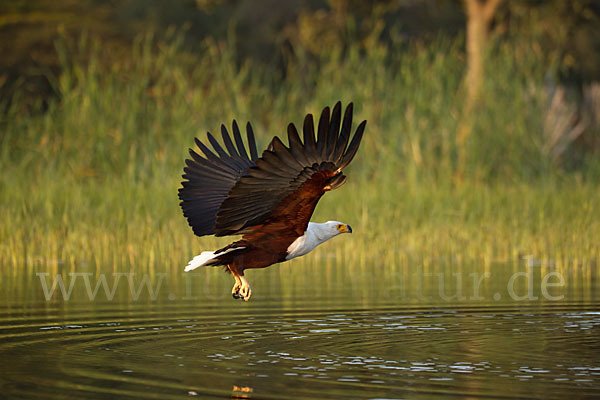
left=214, top=101, right=366, bottom=237
left=178, top=121, right=258, bottom=237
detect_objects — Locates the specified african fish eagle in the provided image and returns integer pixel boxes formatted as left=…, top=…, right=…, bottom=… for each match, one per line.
left=178, top=102, right=366, bottom=301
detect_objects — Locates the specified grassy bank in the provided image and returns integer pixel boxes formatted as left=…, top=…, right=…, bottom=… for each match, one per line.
left=1, top=35, right=598, bottom=275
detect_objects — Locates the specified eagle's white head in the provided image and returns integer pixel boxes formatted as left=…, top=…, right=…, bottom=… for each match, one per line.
left=314, top=220, right=353, bottom=239
left=285, top=221, right=352, bottom=260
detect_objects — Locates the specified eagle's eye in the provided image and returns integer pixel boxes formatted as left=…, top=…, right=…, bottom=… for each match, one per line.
left=336, top=224, right=343, bottom=231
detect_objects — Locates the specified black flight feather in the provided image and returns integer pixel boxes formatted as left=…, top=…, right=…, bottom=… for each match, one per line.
left=221, top=124, right=240, bottom=159
left=302, top=114, right=318, bottom=164
left=246, top=123, right=258, bottom=161
left=316, top=106, right=330, bottom=159
left=287, top=124, right=311, bottom=166
left=327, top=102, right=341, bottom=161
left=232, top=121, right=249, bottom=162
left=339, top=119, right=366, bottom=169
left=332, top=103, right=353, bottom=164
left=206, top=132, right=230, bottom=160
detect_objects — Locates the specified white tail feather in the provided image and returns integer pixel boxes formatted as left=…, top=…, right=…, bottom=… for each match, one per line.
left=184, top=247, right=245, bottom=272
left=184, top=251, right=217, bottom=271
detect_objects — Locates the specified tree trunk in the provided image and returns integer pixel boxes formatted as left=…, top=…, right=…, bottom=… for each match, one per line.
left=455, top=0, right=502, bottom=183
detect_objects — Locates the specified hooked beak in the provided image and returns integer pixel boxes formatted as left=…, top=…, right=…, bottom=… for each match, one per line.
left=339, top=224, right=352, bottom=234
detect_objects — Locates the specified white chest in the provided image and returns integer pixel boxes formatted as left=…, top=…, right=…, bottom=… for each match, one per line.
left=285, top=232, right=315, bottom=260
left=285, top=222, right=341, bottom=261
left=285, top=222, right=339, bottom=260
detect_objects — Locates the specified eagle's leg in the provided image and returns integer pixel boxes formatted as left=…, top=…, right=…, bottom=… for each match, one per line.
left=232, top=275, right=242, bottom=299
left=228, top=265, right=242, bottom=299
left=238, top=274, right=252, bottom=302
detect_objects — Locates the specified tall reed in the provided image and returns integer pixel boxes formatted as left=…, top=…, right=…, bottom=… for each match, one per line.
left=1, top=34, right=598, bottom=277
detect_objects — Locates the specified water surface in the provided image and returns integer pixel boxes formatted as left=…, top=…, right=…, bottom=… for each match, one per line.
left=1, top=261, right=599, bottom=399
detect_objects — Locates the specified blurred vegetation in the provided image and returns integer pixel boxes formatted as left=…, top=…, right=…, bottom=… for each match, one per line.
left=0, top=0, right=599, bottom=271
left=2, top=1, right=599, bottom=101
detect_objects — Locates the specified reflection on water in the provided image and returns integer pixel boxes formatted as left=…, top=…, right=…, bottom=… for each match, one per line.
left=1, top=262, right=599, bottom=399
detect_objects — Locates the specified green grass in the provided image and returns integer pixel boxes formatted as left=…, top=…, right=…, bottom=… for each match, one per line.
left=1, top=34, right=598, bottom=277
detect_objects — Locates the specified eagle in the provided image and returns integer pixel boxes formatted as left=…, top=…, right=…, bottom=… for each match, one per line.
left=178, top=102, right=366, bottom=301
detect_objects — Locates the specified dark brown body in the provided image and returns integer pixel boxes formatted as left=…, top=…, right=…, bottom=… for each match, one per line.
left=206, top=222, right=306, bottom=274
left=206, top=181, right=331, bottom=274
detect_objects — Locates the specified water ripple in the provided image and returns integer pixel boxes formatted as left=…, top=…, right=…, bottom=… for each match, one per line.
left=0, top=301, right=599, bottom=399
